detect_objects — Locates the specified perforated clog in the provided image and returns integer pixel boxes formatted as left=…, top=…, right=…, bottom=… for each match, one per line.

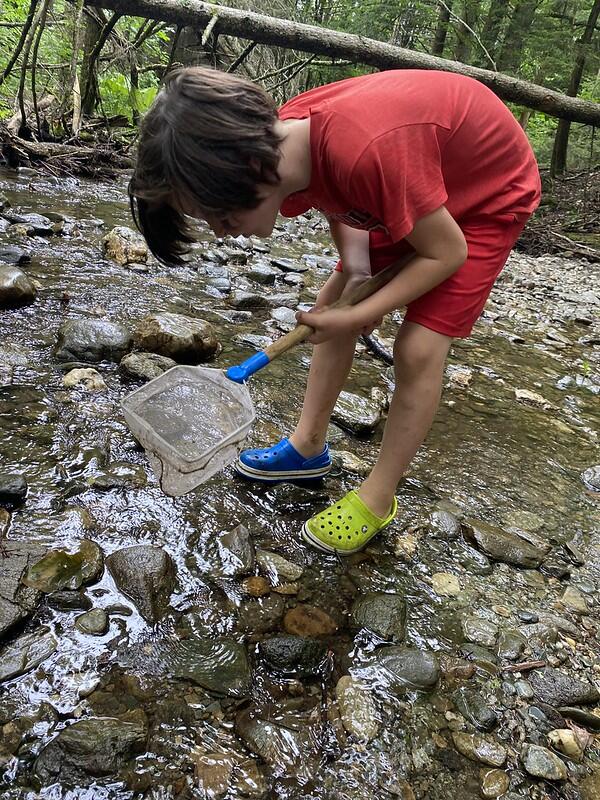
left=235, top=437, right=331, bottom=482
left=302, top=490, right=398, bottom=554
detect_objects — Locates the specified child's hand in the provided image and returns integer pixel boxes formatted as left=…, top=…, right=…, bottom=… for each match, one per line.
left=296, top=305, right=382, bottom=344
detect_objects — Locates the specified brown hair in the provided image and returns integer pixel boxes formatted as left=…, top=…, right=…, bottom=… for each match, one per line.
left=129, top=66, right=282, bottom=265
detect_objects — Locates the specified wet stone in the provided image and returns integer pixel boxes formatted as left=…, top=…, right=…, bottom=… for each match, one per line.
left=0, top=472, right=28, bottom=508
left=429, top=510, right=461, bottom=539
left=547, top=728, right=584, bottom=762
left=0, top=265, right=36, bottom=308
left=521, top=744, right=567, bottom=781
left=106, top=545, right=176, bottom=624
left=62, top=367, right=107, bottom=391
left=581, top=465, right=600, bottom=491
left=336, top=675, right=379, bottom=741
left=452, top=732, right=507, bottom=766
left=0, top=540, right=45, bottom=639
left=0, top=245, right=29, bottom=265
left=241, top=576, right=271, bottom=597
left=515, top=680, right=534, bottom=700
left=23, top=539, right=104, bottom=593
left=271, top=306, right=297, bottom=331
left=213, top=524, right=255, bottom=578
left=229, top=290, right=271, bottom=311
left=119, top=351, right=177, bottom=381
left=350, top=592, right=406, bottom=641
left=88, top=461, right=147, bottom=490
left=270, top=257, right=309, bottom=273
left=453, top=540, right=493, bottom=575
left=284, top=604, right=338, bottom=637
left=332, top=390, right=384, bottom=435
left=256, top=550, right=304, bottom=582
left=453, top=688, right=498, bottom=732
left=258, top=635, right=327, bottom=676
left=497, top=628, right=527, bottom=661
left=75, top=608, right=109, bottom=636
left=480, top=769, right=510, bottom=798
left=234, top=333, right=273, bottom=351
left=530, top=668, right=600, bottom=707
left=560, top=586, right=588, bottom=614
left=462, top=518, right=550, bottom=568
left=134, top=312, right=219, bottom=363
left=558, top=707, right=600, bottom=731
left=0, top=627, right=57, bottom=682
left=580, top=770, right=600, bottom=800
left=47, top=591, right=92, bottom=612
left=34, top=711, right=147, bottom=786
left=4, top=211, right=54, bottom=235
left=103, top=226, right=148, bottom=265
left=462, top=617, right=498, bottom=648
left=55, top=318, right=132, bottom=363
left=247, top=263, right=280, bottom=284
left=431, top=572, right=461, bottom=596
left=238, top=594, right=285, bottom=635
left=366, top=646, right=439, bottom=692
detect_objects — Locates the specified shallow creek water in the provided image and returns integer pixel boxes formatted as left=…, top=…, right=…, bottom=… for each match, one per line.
left=0, top=167, right=599, bottom=799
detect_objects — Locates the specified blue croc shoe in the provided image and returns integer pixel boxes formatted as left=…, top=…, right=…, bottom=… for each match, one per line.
left=235, top=438, right=332, bottom=482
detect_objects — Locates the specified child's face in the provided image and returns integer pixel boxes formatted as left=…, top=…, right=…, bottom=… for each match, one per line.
left=182, top=186, right=281, bottom=239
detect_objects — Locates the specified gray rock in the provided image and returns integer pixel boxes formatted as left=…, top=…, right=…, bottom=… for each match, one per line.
left=0, top=245, right=29, bottom=265
left=581, top=465, right=600, bottom=492
left=0, top=627, right=57, bottom=682
left=55, top=319, right=132, bottom=363
left=332, top=390, right=384, bottom=435
left=119, top=351, right=176, bottom=381
left=235, top=705, right=320, bottom=771
left=234, top=333, right=273, bottom=351
left=452, top=732, right=507, bottom=767
left=229, top=291, right=271, bottom=311
left=0, top=472, right=28, bottom=507
left=0, top=265, right=36, bottom=308
left=366, top=646, right=439, bottom=692
left=88, top=461, right=147, bottom=490
left=270, top=257, right=309, bottom=273
left=259, top=635, right=326, bottom=676
left=34, top=712, right=147, bottom=786
left=336, top=675, right=379, bottom=741
left=247, top=263, right=280, bottom=285
left=106, top=545, right=176, bottom=623
left=350, top=592, right=406, bottom=641
left=238, top=594, right=285, bottom=635
left=454, top=687, right=498, bottom=731
left=75, top=609, right=109, bottom=636
left=429, top=510, right=461, bottom=539
left=558, top=707, right=600, bottom=731
left=47, top=591, right=92, bottom=612
left=102, top=226, right=148, bottom=265
left=134, top=312, right=218, bottom=362
left=255, top=550, right=304, bottom=582
left=453, top=541, right=493, bottom=575
left=462, top=518, right=550, bottom=568
left=214, top=524, right=255, bottom=578
left=22, top=539, right=104, bottom=593
left=271, top=306, right=297, bottom=331
left=462, top=617, right=498, bottom=647
left=0, top=540, right=45, bottom=639
left=497, top=628, right=527, bottom=661
left=118, top=637, right=251, bottom=696
left=529, top=668, right=600, bottom=707
left=521, top=744, right=567, bottom=781
left=4, top=211, right=54, bottom=235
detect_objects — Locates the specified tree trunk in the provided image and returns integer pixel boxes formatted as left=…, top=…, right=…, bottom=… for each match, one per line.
left=80, top=11, right=103, bottom=115
left=551, top=0, right=600, bottom=176
left=453, top=0, right=480, bottom=64
left=84, top=0, right=600, bottom=125
left=431, top=0, right=452, bottom=56
left=497, top=0, right=538, bottom=73
left=477, top=0, right=509, bottom=67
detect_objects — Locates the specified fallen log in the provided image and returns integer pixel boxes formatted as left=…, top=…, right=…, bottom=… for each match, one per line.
left=84, top=0, right=600, bottom=126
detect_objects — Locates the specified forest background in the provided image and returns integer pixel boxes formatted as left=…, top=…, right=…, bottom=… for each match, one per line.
left=0, top=0, right=598, bottom=181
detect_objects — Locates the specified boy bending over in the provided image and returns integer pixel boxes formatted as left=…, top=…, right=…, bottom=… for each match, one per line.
left=130, top=67, right=541, bottom=555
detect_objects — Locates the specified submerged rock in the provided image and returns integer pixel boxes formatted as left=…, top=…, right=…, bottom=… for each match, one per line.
left=62, top=367, right=107, bottom=391
left=480, top=769, right=510, bottom=799
left=119, top=351, right=176, bottom=381
left=284, top=604, right=338, bottom=637
left=34, top=711, right=147, bottom=786
left=106, top=545, right=175, bottom=624
left=0, top=265, right=36, bottom=308
left=365, top=646, right=439, bottom=692
left=255, top=550, right=304, bottom=582
left=134, top=312, right=219, bottom=362
left=75, top=609, right=109, bottom=636
left=452, top=732, right=507, bottom=767
left=461, top=518, right=550, bottom=568
left=336, top=675, right=379, bottom=741
left=55, top=319, right=132, bottom=363
left=581, top=465, right=600, bottom=491
left=0, top=245, right=29, bottom=265
left=0, top=541, right=45, bottom=639
left=103, top=226, right=148, bottom=265
left=332, top=390, right=384, bottom=435
left=259, top=635, right=326, bottom=676
left=350, top=592, right=406, bottom=641
left=529, top=668, right=600, bottom=707
left=0, top=627, right=57, bottom=682
left=521, top=743, right=567, bottom=781
left=4, top=211, right=54, bottom=235
left=213, top=524, right=255, bottom=578
left=235, top=705, right=321, bottom=771
left=453, top=687, right=498, bottom=732
left=22, top=539, right=103, bottom=593
left=0, top=472, right=28, bottom=508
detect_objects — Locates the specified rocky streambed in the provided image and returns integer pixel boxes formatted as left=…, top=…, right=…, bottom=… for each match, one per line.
left=0, top=166, right=599, bottom=800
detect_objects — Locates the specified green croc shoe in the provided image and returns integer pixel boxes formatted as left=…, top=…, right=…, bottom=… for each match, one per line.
left=302, top=490, right=398, bottom=555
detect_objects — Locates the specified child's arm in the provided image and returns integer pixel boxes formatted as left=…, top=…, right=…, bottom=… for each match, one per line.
left=298, top=207, right=467, bottom=343
left=328, top=218, right=371, bottom=285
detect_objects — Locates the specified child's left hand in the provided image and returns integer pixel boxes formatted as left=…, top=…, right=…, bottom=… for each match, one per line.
left=296, top=306, right=382, bottom=344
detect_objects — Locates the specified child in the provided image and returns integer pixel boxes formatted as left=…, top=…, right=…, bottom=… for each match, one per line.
left=129, top=66, right=541, bottom=555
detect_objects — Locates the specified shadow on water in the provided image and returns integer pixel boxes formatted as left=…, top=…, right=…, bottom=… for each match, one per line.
left=0, top=167, right=599, bottom=799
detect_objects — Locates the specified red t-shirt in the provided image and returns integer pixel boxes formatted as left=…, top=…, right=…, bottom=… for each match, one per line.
left=279, top=70, right=541, bottom=243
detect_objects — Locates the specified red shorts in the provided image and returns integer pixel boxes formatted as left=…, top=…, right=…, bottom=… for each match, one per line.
left=335, top=212, right=530, bottom=338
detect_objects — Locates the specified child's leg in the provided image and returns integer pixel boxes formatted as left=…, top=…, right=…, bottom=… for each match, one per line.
left=357, top=321, right=452, bottom=518
left=290, top=271, right=357, bottom=457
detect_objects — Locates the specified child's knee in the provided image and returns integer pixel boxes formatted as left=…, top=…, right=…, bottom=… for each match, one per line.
left=393, top=324, right=451, bottom=379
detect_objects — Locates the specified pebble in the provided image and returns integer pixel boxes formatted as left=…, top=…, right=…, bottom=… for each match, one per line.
left=283, top=604, right=337, bottom=637
left=62, top=368, right=107, bottom=391
left=462, top=617, right=499, bottom=648
left=480, top=768, right=510, bottom=798
left=241, top=576, right=271, bottom=597
left=452, top=732, right=507, bottom=767
left=75, top=608, right=109, bottom=636
left=547, top=728, right=584, bottom=762
left=336, top=675, right=379, bottom=741
left=521, top=744, right=567, bottom=781
left=431, top=572, right=461, bottom=596
left=560, top=586, right=588, bottom=615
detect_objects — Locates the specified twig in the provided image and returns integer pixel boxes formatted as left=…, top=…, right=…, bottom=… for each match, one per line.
left=0, top=0, right=38, bottom=88
left=503, top=660, right=546, bottom=672
left=31, top=0, right=51, bottom=138
left=201, top=11, right=219, bottom=46
left=227, top=40, right=257, bottom=72
left=258, top=58, right=304, bottom=82
left=437, top=0, right=497, bottom=71
left=268, top=54, right=317, bottom=92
